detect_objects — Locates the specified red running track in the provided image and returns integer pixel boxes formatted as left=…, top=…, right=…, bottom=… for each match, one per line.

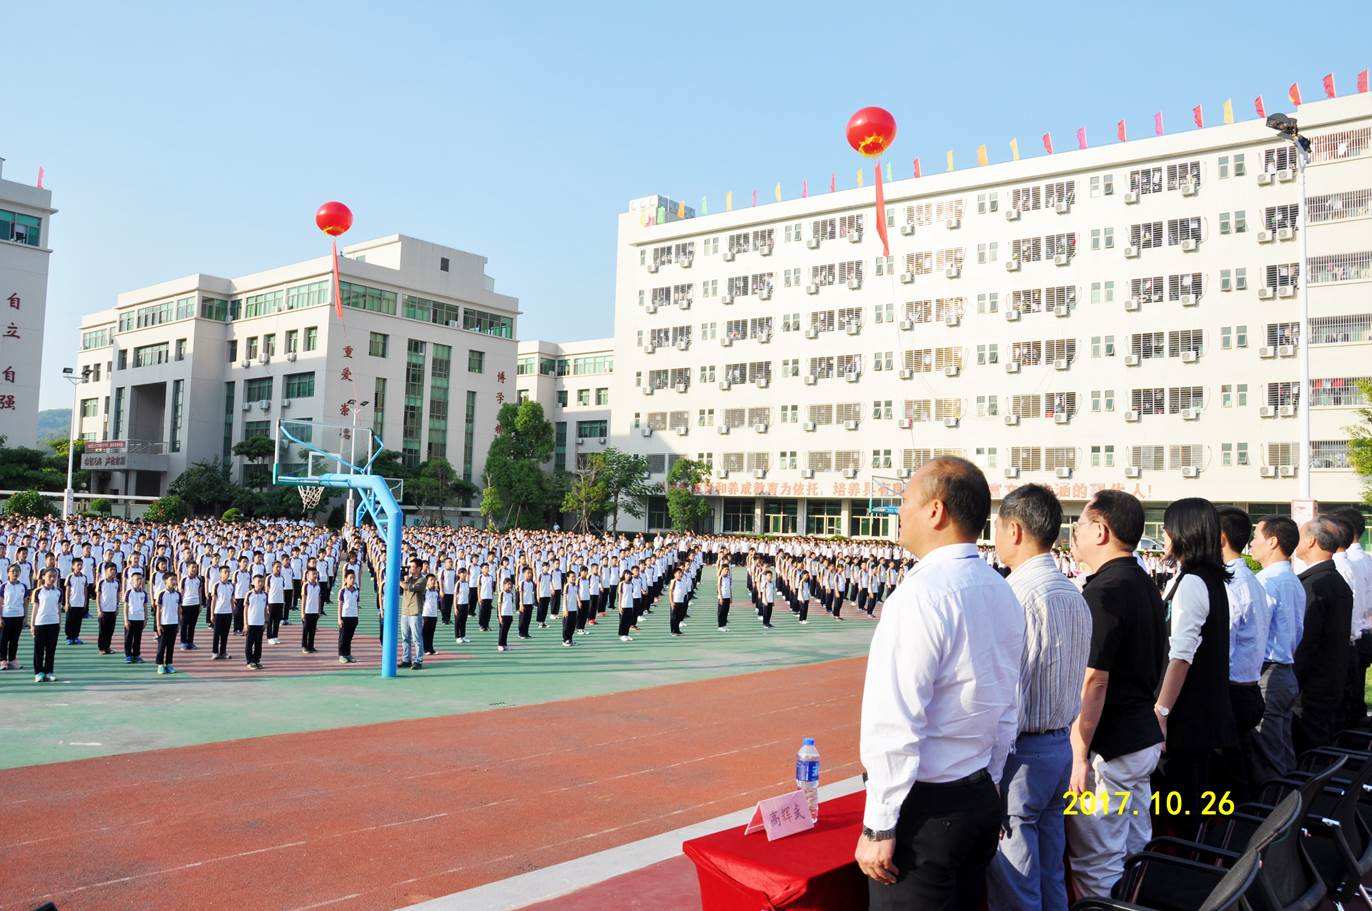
left=0, top=656, right=867, bottom=911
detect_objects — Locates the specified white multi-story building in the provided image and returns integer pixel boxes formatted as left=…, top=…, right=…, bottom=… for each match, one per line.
left=0, top=159, right=55, bottom=447
left=73, top=235, right=518, bottom=498
left=611, top=94, right=1372, bottom=537
left=515, top=338, right=614, bottom=473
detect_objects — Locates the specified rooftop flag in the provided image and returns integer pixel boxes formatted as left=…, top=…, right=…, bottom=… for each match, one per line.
left=1154, top=112, right=1164, bottom=135
left=1323, top=73, right=1336, bottom=98
left=1359, top=69, right=1368, bottom=93
left=976, top=144, right=988, bottom=166
left=1009, top=137, right=1020, bottom=161
left=1222, top=99, right=1234, bottom=124
left=912, top=157, right=922, bottom=178
left=1192, top=105, right=1203, bottom=128
left=1289, top=82, right=1302, bottom=106
left=1076, top=127, right=1087, bottom=150
left=1117, top=120, right=1127, bottom=142
left=1254, top=95, right=1266, bottom=118
left=1041, top=133, right=1053, bottom=154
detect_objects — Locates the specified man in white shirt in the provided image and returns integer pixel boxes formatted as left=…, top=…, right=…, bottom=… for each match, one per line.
left=856, top=457, right=1025, bottom=911
left=1249, top=516, right=1306, bottom=784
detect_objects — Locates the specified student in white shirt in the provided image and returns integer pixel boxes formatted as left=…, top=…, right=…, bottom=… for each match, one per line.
left=337, top=570, right=360, bottom=663
left=95, top=563, right=122, bottom=655
left=299, top=568, right=323, bottom=654
left=210, top=566, right=236, bottom=660
left=178, top=563, right=204, bottom=651
left=154, top=574, right=182, bottom=675
left=421, top=573, right=440, bottom=655
left=266, top=562, right=287, bottom=644
left=30, top=568, right=64, bottom=682
left=64, top=558, right=90, bottom=646
left=123, top=571, right=149, bottom=664
left=856, top=458, right=1024, bottom=910
left=496, top=577, right=517, bottom=652
left=244, top=575, right=268, bottom=669
left=560, top=573, right=579, bottom=647
left=454, top=568, right=472, bottom=644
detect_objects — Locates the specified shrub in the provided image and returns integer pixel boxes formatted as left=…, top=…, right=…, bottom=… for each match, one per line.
left=221, top=507, right=243, bottom=523
left=87, top=498, right=113, bottom=516
left=143, top=495, right=190, bottom=523
left=3, top=489, right=55, bottom=518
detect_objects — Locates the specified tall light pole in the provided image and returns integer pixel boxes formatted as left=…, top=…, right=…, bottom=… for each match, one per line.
left=1266, top=113, right=1314, bottom=510
left=60, top=365, right=89, bottom=519
left=343, top=399, right=369, bottom=527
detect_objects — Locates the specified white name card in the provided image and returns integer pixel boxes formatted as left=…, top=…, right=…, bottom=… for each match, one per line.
left=743, top=789, right=816, bottom=841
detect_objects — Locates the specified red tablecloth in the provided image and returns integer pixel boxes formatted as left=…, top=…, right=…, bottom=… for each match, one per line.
left=682, top=790, right=868, bottom=911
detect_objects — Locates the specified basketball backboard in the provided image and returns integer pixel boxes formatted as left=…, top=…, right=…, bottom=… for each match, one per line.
left=274, top=418, right=377, bottom=486
left=868, top=474, right=907, bottom=516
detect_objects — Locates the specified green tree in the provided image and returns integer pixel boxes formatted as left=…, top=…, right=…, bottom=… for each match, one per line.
left=233, top=436, right=276, bottom=488
left=562, top=454, right=611, bottom=531
left=1347, top=379, right=1372, bottom=503
left=144, top=494, right=190, bottom=523
left=169, top=461, right=237, bottom=514
left=409, top=457, right=478, bottom=515
left=3, top=489, right=56, bottom=518
left=0, top=446, right=70, bottom=492
left=87, top=497, right=113, bottom=516
left=482, top=401, right=558, bottom=528
left=666, top=458, right=712, bottom=532
left=598, top=448, right=657, bottom=533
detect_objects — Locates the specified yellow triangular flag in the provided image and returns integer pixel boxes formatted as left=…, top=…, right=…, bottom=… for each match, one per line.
left=946, top=150, right=955, bottom=172
left=1009, top=137, right=1020, bottom=161
left=1222, top=99, right=1235, bottom=124
left=677, top=201, right=685, bottom=218
left=774, top=182, right=782, bottom=202
left=885, top=162, right=893, bottom=181
left=976, top=144, right=989, bottom=166
left=856, top=168, right=864, bottom=187
left=725, top=191, right=733, bottom=212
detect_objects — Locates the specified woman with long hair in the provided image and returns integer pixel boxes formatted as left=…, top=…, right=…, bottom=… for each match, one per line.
left=1153, top=497, right=1237, bottom=831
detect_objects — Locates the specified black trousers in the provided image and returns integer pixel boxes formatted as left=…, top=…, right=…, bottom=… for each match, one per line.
left=267, top=603, right=284, bottom=639
left=64, top=605, right=87, bottom=641
left=670, top=601, right=685, bottom=635
left=156, top=622, right=177, bottom=666
left=550, top=590, right=561, bottom=616
left=576, top=604, right=590, bottom=631
left=617, top=609, right=633, bottom=638
left=302, top=613, right=320, bottom=651
left=455, top=601, right=469, bottom=640
left=498, top=614, right=514, bottom=647
left=232, top=599, right=244, bottom=633
left=245, top=624, right=264, bottom=664
left=1345, top=635, right=1372, bottom=727
left=1295, top=694, right=1340, bottom=753
left=536, top=596, right=550, bottom=624
left=1153, top=747, right=1217, bottom=838
left=717, top=599, right=730, bottom=629
left=179, top=605, right=201, bottom=646
left=869, top=770, right=1000, bottom=911
left=478, top=598, right=493, bottom=630
left=1219, top=681, right=1266, bottom=802
left=1, top=616, right=23, bottom=661
left=440, top=593, right=453, bottom=624
left=518, top=604, right=533, bottom=637
left=421, top=615, right=437, bottom=653
left=562, top=610, right=577, bottom=644
left=124, top=619, right=145, bottom=658
left=338, top=616, right=358, bottom=657
left=212, top=613, right=231, bottom=656
left=97, top=610, right=117, bottom=652
left=33, top=622, right=59, bottom=675
left=799, top=598, right=810, bottom=622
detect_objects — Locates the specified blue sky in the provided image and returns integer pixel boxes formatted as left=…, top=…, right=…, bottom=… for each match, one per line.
left=5, top=0, right=1369, bottom=408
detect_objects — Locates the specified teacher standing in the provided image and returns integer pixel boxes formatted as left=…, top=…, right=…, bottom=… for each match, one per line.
left=856, top=457, right=1026, bottom=911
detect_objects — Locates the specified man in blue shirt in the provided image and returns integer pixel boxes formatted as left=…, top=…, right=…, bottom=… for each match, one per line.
left=1217, top=507, right=1274, bottom=802
left=1249, top=515, right=1306, bottom=784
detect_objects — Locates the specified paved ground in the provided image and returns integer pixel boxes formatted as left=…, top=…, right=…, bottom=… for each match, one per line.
left=1, top=572, right=879, bottom=769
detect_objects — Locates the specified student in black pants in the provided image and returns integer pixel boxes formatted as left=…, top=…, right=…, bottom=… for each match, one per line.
left=616, top=577, right=634, bottom=642
left=300, top=569, right=323, bottom=654
left=211, top=567, right=235, bottom=660
left=95, top=565, right=121, bottom=655
left=797, top=571, right=813, bottom=624
left=496, top=578, right=516, bottom=652
left=123, top=572, right=149, bottom=664
left=244, top=576, right=268, bottom=669
left=64, top=558, right=90, bottom=645
left=30, top=569, right=64, bottom=682
left=1, top=564, right=30, bottom=669
left=154, top=575, right=182, bottom=674
left=716, top=562, right=732, bottom=631
left=421, top=573, right=439, bottom=655
left=454, top=569, right=471, bottom=644
left=337, top=571, right=359, bottom=663
left=560, top=576, right=579, bottom=646
left=518, top=567, right=536, bottom=639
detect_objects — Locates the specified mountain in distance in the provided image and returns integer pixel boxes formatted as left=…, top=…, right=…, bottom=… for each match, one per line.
left=36, top=409, right=72, bottom=450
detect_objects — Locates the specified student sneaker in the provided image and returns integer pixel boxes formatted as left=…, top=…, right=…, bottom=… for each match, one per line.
left=518, top=634, right=531, bottom=640
left=539, top=622, right=548, bottom=629
left=718, top=626, right=729, bottom=631
left=45, top=673, right=55, bottom=682
left=619, top=635, right=631, bottom=642
left=399, top=660, right=412, bottom=669
left=412, top=662, right=423, bottom=670
left=166, top=666, right=176, bottom=674
left=561, top=641, right=572, bottom=647
left=35, top=673, right=43, bottom=683
left=799, top=620, right=809, bottom=625
left=157, top=666, right=166, bottom=675
left=497, top=646, right=507, bottom=652
left=300, top=649, right=311, bottom=656
left=339, top=656, right=349, bottom=664
left=124, top=656, right=133, bottom=663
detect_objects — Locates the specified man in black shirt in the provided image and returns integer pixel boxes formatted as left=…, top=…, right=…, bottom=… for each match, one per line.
left=1294, top=517, right=1354, bottom=751
left=1065, top=491, right=1168, bottom=899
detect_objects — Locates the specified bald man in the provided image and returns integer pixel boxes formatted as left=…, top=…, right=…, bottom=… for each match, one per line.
left=1294, top=517, right=1355, bottom=751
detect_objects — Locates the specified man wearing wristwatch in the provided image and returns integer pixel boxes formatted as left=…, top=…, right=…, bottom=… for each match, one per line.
left=856, top=458, right=1024, bottom=910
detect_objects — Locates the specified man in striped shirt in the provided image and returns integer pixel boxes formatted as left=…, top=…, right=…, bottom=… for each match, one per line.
left=988, top=484, right=1093, bottom=911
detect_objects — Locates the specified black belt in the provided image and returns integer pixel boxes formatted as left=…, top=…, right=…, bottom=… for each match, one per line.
left=911, top=769, right=992, bottom=792
left=1261, top=661, right=1293, bottom=671
left=1022, top=726, right=1069, bottom=737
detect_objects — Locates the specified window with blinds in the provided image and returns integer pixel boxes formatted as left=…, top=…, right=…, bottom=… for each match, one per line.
left=1131, top=446, right=1165, bottom=470
left=723, top=452, right=746, bottom=471
left=1266, top=382, right=1299, bottom=407
left=1310, top=315, right=1370, bottom=344
left=934, top=398, right=962, bottom=420
left=1130, top=222, right=1163, bottom=249
left=1011, top=237, right=1043, bottom=262
left=1267, top=322, right=1300, bottom=346
left=1012, top=288, right=1043, bottom=315
left=1132, top=332, right=1165, bottom=359
left=1307, top=190, right=1370, bottom=224
left=1010, top=447, right=1042, bottom=471
left=1309, top=251, right=1372, bottom=285
left=1166, top=161, right=1200, bottom=190
left=904, top=400, right=932, bottom=421
left=1166, top=217, right=1201, bottom=245
left=1168, top=386, right=1204, bottom=412
left=906, top=299, right=934, bottom=323
left=809, top=356, right=835, bottom=379
left=834, top=450, right=862, bottom=471
left=906, top=349, right=935, bottom=373
left=747, top=407, right=771, bottom=426
left=808, top=451, right=833, bottom=472
left=1131, top=275, right=1166, bottom=302
left=1045, top=447, right=1076, bottom=470
left=1011, top=395, right=1041, bottom=418
left=1266, top=442, right=1297, bottom=467
left=811, top=264, right=837, bottom=285
left=1263, top=145, right=1299, bottom=173
left=836, top=402, right=863, bottom=424
left=1168, top=445, right=1203, bottom=469
left=808, top=404, right=834, bottom=425
left=1044, top=392, right=1076, bottom=417
left=1168, top=273, right=1203, bottom=299
left=1264, top=204, right=1300, bottom=231
left=1131, top=387, right=1165, bottom=414
left=1311, top=128, right=1371, bottom=162
left=811, top=218, right=837, bottom=241
left=1011, top=341, right=1043, bottom=365
left=1129, top=167, right=1163, bottom=195
left=1167, top=330, right=1204, bottom=357
left=747, top=452, right=770, bottom=471
left=1265, top=263, right=1300, bottom=289
left=1045, top=339, right=1076, bottom=361
left=724, top=409, right=747, bottom=428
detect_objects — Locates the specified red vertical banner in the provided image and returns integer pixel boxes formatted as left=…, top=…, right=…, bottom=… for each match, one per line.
left=1116, top=120, right=1127, bottom=142
left=873, top=164, right=890, bottom=258
left=829, top=173, right=836, bottom=193
left=802, top=178, right=808, bottom=198
left=332, top=241, right=344, bottom=319
left=912, top=157, right=922, bottom=178
left=1288, top=82, right=1302, bottom=106
left=1041, top=133, right=1053, bottom=154
left=1075, top=127, right=1087, bottom=150
left=1323, top=73, right=1336, bottom=98
left=1358, top=70, right=1369, bottom=93
left=1254, top=95, right=1266, bottom=118
left=1192, top=105, right=1204, bottom=128
left=1154, top=112, right=1164, bottom=135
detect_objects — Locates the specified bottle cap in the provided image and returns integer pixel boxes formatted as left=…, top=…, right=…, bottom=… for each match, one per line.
left=803, top=737, right=815, bottom=746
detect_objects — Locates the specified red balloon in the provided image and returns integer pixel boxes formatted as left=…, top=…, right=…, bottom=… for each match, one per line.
left=315, top=201, right=353, bottom=237
left=846, top=107, right=897, bottom=158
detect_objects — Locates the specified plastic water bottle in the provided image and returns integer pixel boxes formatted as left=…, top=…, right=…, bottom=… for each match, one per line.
left=795, top=737, right=820, bottom=822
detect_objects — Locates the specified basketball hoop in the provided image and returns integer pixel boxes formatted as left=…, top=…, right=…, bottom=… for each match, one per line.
left=298, top=485, right=325, bottom=512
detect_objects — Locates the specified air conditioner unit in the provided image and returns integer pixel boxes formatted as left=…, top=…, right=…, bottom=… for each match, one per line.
left=806, top=237, right=821, bottom=249
left=720, top=293, right=734, bottom=306
left=716, top=468, right=730, bottom=479
left=943, top=416, right=960, bottom=428
left=1258, top=287, right=1276, bottom=300
left=806, top=283, right=820, bottom=295
left=674, top=381, right=688, bottom=393
left=1124, top=246, right=1140, bottom=259
left=753, top=468, right=767, bottom=479
left=1054, top=253, right=1071, bottom=267
left=718, top=379, right=731, bottom=391
left=899, top=224, right=916, bottom=236
left=1005, top=360, right=1021, bottom=373
left=899, top=368, right=914, bottom=380
left=944, top=313, right=961, bottom=327
left=944, top=364, right=960, bottom=377
left=644, top=343, right=657, bottom=354
left=1055, top=466, right=1073, bottom=479
left=1180, top=293, right=1197, bottom=307
left=1259, top=406, right=1276, bottom=418
left=1056, top=200, right=1072, bottom=215
left=598, top=436, right=607, bottom=444
left=804, top=327, right=819, bottom=339
left=241, top=402, right=252, bottom=412
left=680, top=255, right=693, bottom=268
left=1277, top=227, right=1295, bottom=242
left=1006, top=309, right=1021, bottom=322
left=285, top=352, right=298, bottom=362
left=1125, top=466, right=1142, bottom=479
left=804, top=374, right=818, bottom=385
left=720, top=336, right=733, bottom=347
left=1181, top=238, right=1199, bottom=253
left=848, top=230, right=863, bottom=244
left=240, top=359, right=252, bottom=369
left=1257, top=171, right=1274, bottom=186
left=1054, top=304, right=1070, bottom=318
left=1125, top=297, right=1142, bottom=312
left=258, top=400, right=270, bottom=412
left=1260, top=466, right=1278, bottom=478
left=845, top=323, right=861, bottom=336
left=758, top=288, right=772, bottom=301
left=281, top=398, right=292, bottom=409
left=717, top=424, right=730, bottom=435
left=801, top=468, right=815, bottom=478
left=1004, top=467, right=1021, bottom=479
left=1279, top=465, right=1297, bottom=478
left=1180, top=179, right=1198, bottom=197
left=754, top=423, right=769, bottom=434
left=647, top=262, right=659, bottom=273
left=803, top=421, right=816, bottom=432
left=722, top=250, right=735, bottom=262
left=845, top=372, right=861, bottom=383
left=842, top=468, right=859, bottom=479
left=843, top=419, right=859, bottom=431
left=759, top=243, right=773, bottom=256
left=448, top=320, right=461, bottom=329
left=1124, top=191, right=1139, bottom=204
left=898, top=417, right=913, bottom=429
left=675, top=339, right=689, bottom=351
left=847, top=277, right=862, bottom=291
left=1004, top=414, right=1021, bottom=426
left=945, top=265, right=961, bottom=279
left=1276, top=168, right=1294, bottom=183
left=1053, top=358, right=1070, bottom=371
left=945, top=216, right=962, bottom=230
left=1005, top=259, right=1022, bottom=273
left=1181, top=350, right=1199, bottom=364
left=1124, top=354, right=1140, bottom=367
left=679, top=298, right=691, bottom=310
left=897, top=467, right=913, bottom=479
left=646, top=303, right=658, bottom=314
left=1258, top=346, right=1276, bottom=359
left=1278, top=286, right=1296, bottom=299
left=675, top=426, right=688, bottom=436
left=1005, top=208, right=1021, bottom=222
left=1278, top=344, right=1296, bottom=357
left=900, top=271, right=915, bottom=284
left=756, top=376, right=770, bottom=389
left=1124, top=409, right=1141, bottom=422
left=1257, top=230, right=1274, bottom=244
left=1054, top=412, right=1071, bottom=425
left=1181, top=407, right=1199, bottom=421
left=1182, top=466, right=1200, bottom=479
left=1279, top=404, right=1296, bottom=418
